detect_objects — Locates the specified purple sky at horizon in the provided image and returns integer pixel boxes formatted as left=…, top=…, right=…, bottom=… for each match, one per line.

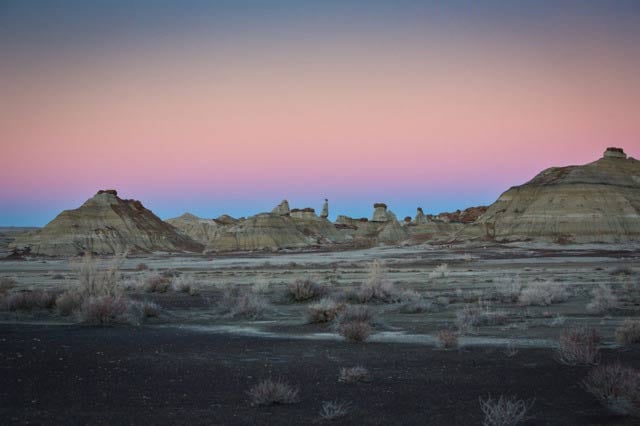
left=1, top=1, right=639, bottom=226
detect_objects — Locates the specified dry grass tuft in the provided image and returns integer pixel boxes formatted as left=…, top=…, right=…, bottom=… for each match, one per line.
left=172, top=275, right=199, bottom=296
left=319, top=400, right=352, bottom=420
left=615, top=319, right=640, bottom=345
left=339, top=321, right=371, bottom=342
left=479, top=395, right=534, bottom=426
left=306, top=298, right=343, bottom=323
left=78, top=296, right=140, bottom=325
left=0, top=277, right=17, bottom=295
left=583, top=363, right=640, bottom=417
left=221, top=287, right=270, bottom=319
left=437, top=329, right=459, bottom=349
left=143, top=274, right=172, bottom=293
left=557, top=326, right=601, bottom=366
left=518, top=281, right=569, bottom=306
left=247, top=379, right=300, bottom=406
left=339, top=366, right=370, bottom=383
left=586, top=284, right=619, bottom=314
left=428, top=263, right=450, bottom=279
left=2, top=290, right=57, bottom=311
left=287, top=277, right=326, bottom=302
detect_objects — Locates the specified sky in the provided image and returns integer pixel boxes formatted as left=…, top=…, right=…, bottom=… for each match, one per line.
left=1, top=0, right=639, bottom=226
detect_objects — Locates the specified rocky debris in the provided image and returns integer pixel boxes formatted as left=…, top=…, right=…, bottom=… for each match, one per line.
left=320, top=199, right=329, bottom=219
left=166, top=213, right=220, bottom=245
left=458, top=147, right=640, bottom=243
left=271, top=200, right=290, bottom=216
left=11, top=190, right=203, bottom=256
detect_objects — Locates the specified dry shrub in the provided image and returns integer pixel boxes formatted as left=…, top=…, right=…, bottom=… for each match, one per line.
left=615, top=319, right=640, bottom=345
left=557, top=326, right=601, bottom=366
left=55, top=291, right=84, bottom=316
left=518, top=281, right=569, bottom=306
left=287, top=277, right=325, bottom=302
left=247, top=379, right=300, bottom=406
left=338, top=305, right=375, bottom=325
left=319, top=400, right=352, bottom=420
left=136, top=301, right=161, bottom=318
left=455, top=303, right=508, bottom=334
left=2, top=290, right=57, bottom=311
left=339, top=321, right=371, bottom=342
left=78, top=296, right=141, bottom=325
left=135, top=263, right=149, bottom=271
left=75, top=253, right=124, bottom=299
left=479, top=395, right=534, bottom=426
left=357, top=259, right=397, bottom=303
left=428, top=263, right=450, bottom=279
left=306, top=298, right=343, bottom=323
left=221, top=287, right=269, bottom=319
left=583, top=363, right=640, bottom=417
left=143, top=274, right=172, bottom=293
left=172, top=275, right=199, bottom=296
left=339, top=366, right=370, bottom=383
left=397, top=290, right=435, bottom=314
left=586, top=284, right=619, bottom=314
left=437, top=329, right=459, bottom=349
left=0, top=277, right=17, bottom=294
left=494, top=276, right=523, bottom=303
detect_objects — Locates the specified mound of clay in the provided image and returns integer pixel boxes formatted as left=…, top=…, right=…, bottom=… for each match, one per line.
left=166, top=213, right=221, bottom=245
left=12, top=190, right=203, bottom=256
left=460, top=148, right=640, bottom=243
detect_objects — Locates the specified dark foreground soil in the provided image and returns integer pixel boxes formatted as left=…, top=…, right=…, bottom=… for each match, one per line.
left=0, top=325, right=638, bottom=426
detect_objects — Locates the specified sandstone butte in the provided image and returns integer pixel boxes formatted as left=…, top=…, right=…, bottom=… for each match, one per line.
left=457, top=147, right=640, bottom=243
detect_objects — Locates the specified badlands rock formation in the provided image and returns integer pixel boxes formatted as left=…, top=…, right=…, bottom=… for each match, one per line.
left=271, top=200, right=290, bottom=216
left=459, top=148, right=640, bottom=243
left=12, top=190, right=202, bottom=256
left=320, top=199, right=329, bottom=219
left=166, top=213, right=221, bottom=245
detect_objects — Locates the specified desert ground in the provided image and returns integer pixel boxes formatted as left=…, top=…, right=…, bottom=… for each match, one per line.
left=1, top=239, right=639, bottom=425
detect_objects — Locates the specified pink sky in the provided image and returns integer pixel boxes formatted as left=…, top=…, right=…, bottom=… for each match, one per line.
left=1, top=2, right=639, bottom=225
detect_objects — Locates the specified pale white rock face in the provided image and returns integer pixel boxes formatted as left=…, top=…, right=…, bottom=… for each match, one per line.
left=371, top=204, right=389, bottom=222
left=290, top=209, right=317, bottom=220
left=166, top=213, right=220, bottom=245
left=272, top=200, right=291, bottom=216
left=457, top=148, right=640, bottom=243
left=12, top=190, right=203, bottom=256
left=320, top=199, right=329, bottom=219
left=414, top=208, right=429, bottom=225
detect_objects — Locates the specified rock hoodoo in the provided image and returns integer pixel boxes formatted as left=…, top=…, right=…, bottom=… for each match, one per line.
left=371, top=203, right=389, bottom=222
left=459, top=147, right=640, bottom=243
left=12, top=190, right=203, bottom=256
left=414, top=207, right=428, bottom=225
left=271, top=200, right=290, bottom=216
left=320, top=199, right=329, bottom=219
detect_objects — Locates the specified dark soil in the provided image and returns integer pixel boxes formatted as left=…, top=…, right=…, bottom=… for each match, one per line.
left=1, top=325, right=639, bottom=425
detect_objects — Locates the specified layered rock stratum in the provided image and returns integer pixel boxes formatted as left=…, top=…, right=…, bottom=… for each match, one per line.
left=458, top=148, right=640, bottom=243
left=11, top=190, right=203, bottom=256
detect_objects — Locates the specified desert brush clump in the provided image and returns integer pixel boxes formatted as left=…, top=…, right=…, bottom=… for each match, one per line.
left=493, top=276, right=523, bottom=303
left=142, top=274, right=172, bottom=293
left=518, top=280, right=569, bottom=306
left=287, top=277, right=326, bottom=302
left=557, top=326, right=601, bottom=366
left=306, top=298, right=344, bottom=323
left=56, top=253, right=148, bottom=325
left=171, top=274, right=199, bottom=295
left=337, top=305, right=375, bottom=342
left=479, top=395, right=534, bottom=426
left=220, top=286, right=270, bottom=319
left=582, top=363, right=640, bottom=417
left=356, top=259, right=397, bottom=303
left=397, top=289, right=436, bottom=313
left=615, top=319, right=640, bottom=345
left=247, top=379, right=300, bottom=406
left=437, top=329, right=459, bottom=349
left=319, top=400, right=352, bottom=420
left=338, top=366, right=370, bottom=383
left=0, top=277, right=17, bottom=295
left=455, top=302, right=508, bottom=334
left=428, top=263, right=450, bottom=280
left=2, top=290, right=57, bottom=311
left=586, top=284, right=619, bottom=314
